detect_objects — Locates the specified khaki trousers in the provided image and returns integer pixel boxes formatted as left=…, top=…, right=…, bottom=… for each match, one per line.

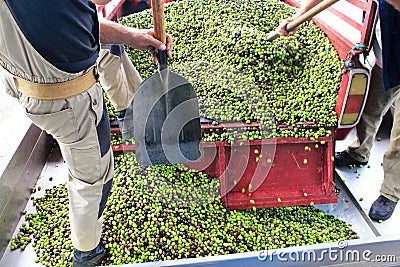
left=97, top=46, right=142, bottom=111
left=347, top=67, right=400, bottom=202
left=382, top=94, right=400, bottom=202
left=19, top=84, right=114, bottom=251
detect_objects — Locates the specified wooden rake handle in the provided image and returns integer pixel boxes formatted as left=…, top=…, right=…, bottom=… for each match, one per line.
left=151, top=0, right=167, bottom=44
left=267, top=0, right=341, bottom=41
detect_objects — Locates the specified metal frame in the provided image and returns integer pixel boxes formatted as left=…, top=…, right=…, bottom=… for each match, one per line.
left=0, top=125, right=53, bottom=259
left=116, top=236, right=400, bottom=267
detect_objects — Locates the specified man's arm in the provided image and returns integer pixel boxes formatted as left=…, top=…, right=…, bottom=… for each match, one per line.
left=276, top=0, right=322, bottom=36
left=99, top=18, right=173, bottom=63
left=92, top=0, right=172, bottom=62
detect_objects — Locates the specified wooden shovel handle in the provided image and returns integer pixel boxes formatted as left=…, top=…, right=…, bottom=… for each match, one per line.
left=267, top=0, right=341, bottom=41
left=151, top=0, right=167, bottom=44
left=287, top=0, right=340, bottom=31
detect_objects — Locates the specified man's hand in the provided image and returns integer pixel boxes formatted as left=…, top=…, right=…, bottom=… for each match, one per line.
left=275, top=0, right=322, bottom=37
left=275, top=18, right=296, bottom=36
left=125, top=29, right=173, bottom=64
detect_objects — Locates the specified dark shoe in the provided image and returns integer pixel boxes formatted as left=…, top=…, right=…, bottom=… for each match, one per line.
left=335, top=151, right=368, bottom=168
left=73, top=242, right=106, bottom=267
left=369, top=195, right=397, bottom=221
left=117, top=98, right=135, bottom=142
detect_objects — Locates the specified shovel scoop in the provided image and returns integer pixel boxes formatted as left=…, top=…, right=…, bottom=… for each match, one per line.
left=127, top=0, right=203, bottom=166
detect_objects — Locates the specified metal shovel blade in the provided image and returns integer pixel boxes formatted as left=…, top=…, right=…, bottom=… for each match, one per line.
left=130, top=68, right=203, bottom=166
